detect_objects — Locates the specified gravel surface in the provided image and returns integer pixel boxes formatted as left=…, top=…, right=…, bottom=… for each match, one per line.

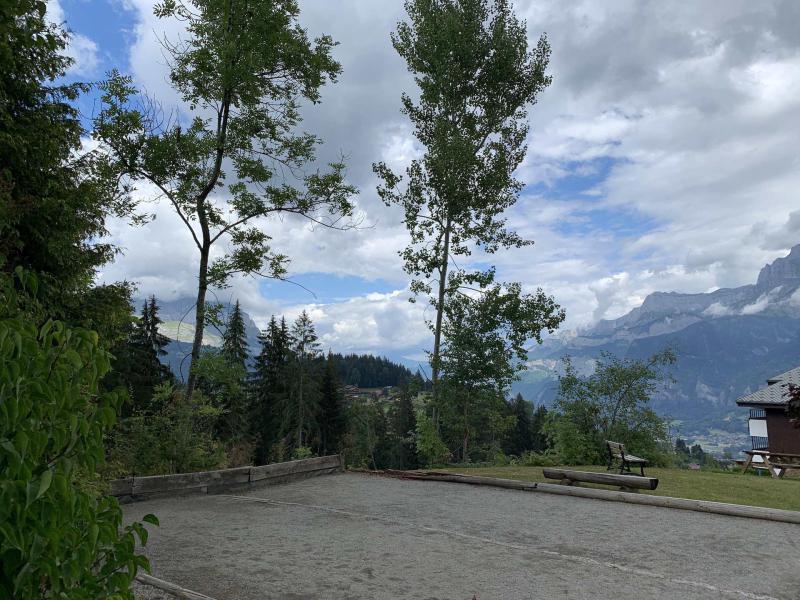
left=124, top=472, right=800, bottom=599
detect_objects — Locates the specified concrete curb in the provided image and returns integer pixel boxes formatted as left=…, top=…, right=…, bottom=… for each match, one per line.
left=136, top=572, right=218, bottom=600
left=385, top=471, right=800, bottom=525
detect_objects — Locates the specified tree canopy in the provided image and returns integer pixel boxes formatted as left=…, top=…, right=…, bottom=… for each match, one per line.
left=95, top=0, right=358, bottom=398
left=374, top=0, right=556, bottom=398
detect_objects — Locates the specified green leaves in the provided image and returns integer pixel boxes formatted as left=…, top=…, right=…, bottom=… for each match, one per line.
left=0, top=272, right=153, bottom=599
left=93, top=0, right=357, bottom=397
left=550, top=350, right=677, bottom=465
left=376, top=0, right=560, bottom=405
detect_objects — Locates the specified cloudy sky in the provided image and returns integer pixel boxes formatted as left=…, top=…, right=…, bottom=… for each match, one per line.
left=50, top=0, right=800, bottom=361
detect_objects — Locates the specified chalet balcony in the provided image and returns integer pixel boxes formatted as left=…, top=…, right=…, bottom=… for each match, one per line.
left=750, top=436, right=769, bottom=451
left=749, top=408, right=766, bottom=419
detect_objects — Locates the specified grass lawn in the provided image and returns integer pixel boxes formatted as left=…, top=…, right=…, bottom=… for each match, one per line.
left=435, top=465, right=800, bottom=512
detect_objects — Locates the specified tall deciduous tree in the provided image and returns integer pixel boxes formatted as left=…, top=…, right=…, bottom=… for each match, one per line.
left=95, top=0, right=357, bottom=399
left=374, top=0, right=553, bottom=400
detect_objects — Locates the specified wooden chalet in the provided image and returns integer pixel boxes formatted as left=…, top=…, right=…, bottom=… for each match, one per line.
left=736, top=366, right=800, bottom=460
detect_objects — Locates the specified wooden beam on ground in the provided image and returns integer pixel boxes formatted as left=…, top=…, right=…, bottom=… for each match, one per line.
left=375, top=470, right=800, bottom=525
left=136, top=572, right=218, bottom=600
left=542, top=468, right=659, bottom=490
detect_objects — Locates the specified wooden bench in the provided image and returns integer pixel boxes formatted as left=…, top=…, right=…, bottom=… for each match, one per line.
left=742, top=450, right=800, bottom=478
left=606, top=441, right=648, bottom=476
left=543, top=468, right=658, bottom=491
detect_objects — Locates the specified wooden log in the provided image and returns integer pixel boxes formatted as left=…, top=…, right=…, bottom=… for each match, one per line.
left=109, top=477, right=134, bottom=497
left=542, top=468, right=658, bottom=490
left=136, top=572, right=218, bottom=600
left=396, top=471, right=539, bottom=492
left=132, top=466, right=251, bottom=496
left=384, top=471, right=800, bottom=525
left=249, top=455, right=341, bottom=482
left=108, top=455, right=343, bottom=501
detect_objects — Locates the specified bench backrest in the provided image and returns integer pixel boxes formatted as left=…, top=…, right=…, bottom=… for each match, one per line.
left=607, top=441, right=626, bottom=459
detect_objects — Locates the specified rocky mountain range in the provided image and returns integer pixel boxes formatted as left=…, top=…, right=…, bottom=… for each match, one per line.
left=512, top=245, right=800, bottom=453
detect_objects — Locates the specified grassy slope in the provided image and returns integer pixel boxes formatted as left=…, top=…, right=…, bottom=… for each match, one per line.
left=436, top=465, right=800, bottom=511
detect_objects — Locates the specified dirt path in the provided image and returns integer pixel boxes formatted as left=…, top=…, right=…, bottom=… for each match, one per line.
left=124, top=472, right=800, bottom=599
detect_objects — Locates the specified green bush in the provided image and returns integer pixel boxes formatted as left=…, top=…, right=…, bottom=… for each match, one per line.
left=415, top=411, right=451, bottom=466
left=291, top=446, right=314, bottom=460
left=108, top=384, right=225, bottom=477
left=0, top=273, right=155, bottom=598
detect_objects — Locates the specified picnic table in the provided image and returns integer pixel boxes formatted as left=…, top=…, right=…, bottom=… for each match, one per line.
left=741, top=450, right=800, bottom=478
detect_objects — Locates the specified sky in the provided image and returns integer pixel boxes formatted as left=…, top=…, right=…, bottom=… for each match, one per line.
left=48, top=0, right=800, bottom=362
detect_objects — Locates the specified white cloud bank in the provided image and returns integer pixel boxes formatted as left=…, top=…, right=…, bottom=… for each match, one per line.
left=95, top=0, right=800, bottom=356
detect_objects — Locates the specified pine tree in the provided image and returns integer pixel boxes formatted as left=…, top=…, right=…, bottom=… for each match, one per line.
left=391, top=386, right=420, bottom=469
left=530, top=404, right=549, bottom=452
left=146, top=296, right=171, bottom=360
left=250, top=316, right=291, bottom=463
left=290, top=311, right=321, bottom=450
left=111, top=299, right=172, bottom=415
left=319, top=353, right=346, bottom=456
left=506, top=393, right=533, bottom=456
left=222, top=300, right=249, bottom=369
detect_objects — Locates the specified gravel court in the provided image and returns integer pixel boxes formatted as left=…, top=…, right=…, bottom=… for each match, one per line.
left=124, top=472, right=800, bottom=599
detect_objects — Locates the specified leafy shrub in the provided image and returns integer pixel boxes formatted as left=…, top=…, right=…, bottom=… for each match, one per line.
left=415, top=411, right=451, bottom=466
left=291, top=446, right=314, bottom=460
left=225, top=440, right=255, bottom=468
left=0, top=272, right=155, bottom=598
left=108, top=384, right=225, bottom=477
left=491, top=450, right=511, bottom=466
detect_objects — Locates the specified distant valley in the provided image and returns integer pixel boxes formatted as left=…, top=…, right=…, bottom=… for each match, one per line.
left=143, top=246, right=800, bottom=456
left=512, top=245, right=800, bottom=454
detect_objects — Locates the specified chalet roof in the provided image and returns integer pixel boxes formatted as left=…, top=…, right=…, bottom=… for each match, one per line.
left=736, top=366, right=800, bottom=406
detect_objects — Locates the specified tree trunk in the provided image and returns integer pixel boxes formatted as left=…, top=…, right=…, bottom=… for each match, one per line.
left=462, top=397, right=469, bottom=461
left=431, top=219, right=451, bottom=402
left=297, top=363, right=304, bottom=449
left=185, top=244, right=210, bottom=399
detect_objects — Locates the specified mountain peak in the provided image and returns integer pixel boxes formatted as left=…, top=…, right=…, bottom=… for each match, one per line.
left=756, top=244, right=800, bottom=291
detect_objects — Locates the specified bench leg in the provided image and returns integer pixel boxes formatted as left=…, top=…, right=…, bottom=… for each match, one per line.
left=741, top=454, right=753, bottom=474
left=763, top=456, right=779, bottom=479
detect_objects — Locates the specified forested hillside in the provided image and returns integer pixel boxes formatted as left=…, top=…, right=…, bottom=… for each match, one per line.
left=317, top=353, right=412, bottom=388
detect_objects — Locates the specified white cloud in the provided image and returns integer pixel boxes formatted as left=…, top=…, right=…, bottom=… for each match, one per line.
left=46, top=0, right=100, bottom=76
left=740, top=294, right=770, bottom=315
left=95, top=0, right=800, bottom=357
left=703, top=302, right=733, bottom=317
left=282, top=289, right=430, bottom=356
